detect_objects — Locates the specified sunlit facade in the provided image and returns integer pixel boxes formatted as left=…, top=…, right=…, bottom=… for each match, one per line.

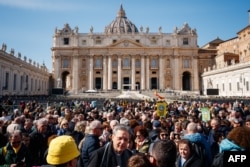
left=52, top=5, right=202, bottom=94
left=0, top=44, right=50, bottom=96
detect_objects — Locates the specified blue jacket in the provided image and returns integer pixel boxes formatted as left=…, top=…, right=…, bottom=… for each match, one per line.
left=211, top=138, right=245, bottom=167
left=184, top=133, right=212, bottom=165
left=80, top=134, right=100, bottom=167
left=219, top=138, right=245, bottom=153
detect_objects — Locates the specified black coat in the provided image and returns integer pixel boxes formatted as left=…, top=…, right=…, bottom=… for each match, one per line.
left=29, top=130, right=49, bottom=166
left=176, top=152, right=203, bottom=167
left=88, top=142, right=133, bottom=167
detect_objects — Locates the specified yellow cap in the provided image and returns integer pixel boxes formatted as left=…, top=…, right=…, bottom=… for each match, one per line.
left=46, top=135, right=80, bottom=165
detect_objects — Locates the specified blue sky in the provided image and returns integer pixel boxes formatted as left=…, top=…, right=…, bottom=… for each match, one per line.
left=0, top=0, right=249, bottom=72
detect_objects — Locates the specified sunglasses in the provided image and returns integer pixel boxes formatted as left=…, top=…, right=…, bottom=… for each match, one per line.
left=160, top=134, right=168, bottom=136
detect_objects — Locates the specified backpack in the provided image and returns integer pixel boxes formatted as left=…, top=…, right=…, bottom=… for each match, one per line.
left=191, top=142, right=207, bottom=167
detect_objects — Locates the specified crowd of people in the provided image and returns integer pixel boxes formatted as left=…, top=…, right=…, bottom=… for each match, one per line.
left=0, top=96, right=250, bottom=167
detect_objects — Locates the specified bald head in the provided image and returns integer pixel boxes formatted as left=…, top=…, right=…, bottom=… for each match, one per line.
left=186, top=122, right=197, bottom=134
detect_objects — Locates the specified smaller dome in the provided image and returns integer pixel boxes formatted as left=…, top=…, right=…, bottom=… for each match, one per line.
left=105, top=5, right=138, bottom=34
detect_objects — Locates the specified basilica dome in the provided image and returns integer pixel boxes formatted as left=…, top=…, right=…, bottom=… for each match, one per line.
left=105, top=5, right=139, bottom=34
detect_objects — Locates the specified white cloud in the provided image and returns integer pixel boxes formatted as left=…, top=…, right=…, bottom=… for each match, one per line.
left=0, top=0, right=83, bottom=11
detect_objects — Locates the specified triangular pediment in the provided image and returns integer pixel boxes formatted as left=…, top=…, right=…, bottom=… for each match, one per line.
left=108, top=39, right=144, bottom=48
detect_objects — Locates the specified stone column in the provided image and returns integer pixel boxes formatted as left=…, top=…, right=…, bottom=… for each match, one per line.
left=131, top=56, right=135, bottom=90
left=192, top=56, right=199, bottom=92
left=159, top=55, right=164, bottom=90
left=72, top=54, right=79, bottom=94
left=54, top=54, right=61, bottom=88
left=107, top=56, right=112, bottom=90
left=102, top=55, right=107, bottom=90
left=89, top=55, right=94, bottom=90
left=141, top=55, right=145, bottom=90
left=146, top=56, right=150, bottom=90
left=118, top=56, right=122, bottom=90
left=173, top=56, right=179, bottom=90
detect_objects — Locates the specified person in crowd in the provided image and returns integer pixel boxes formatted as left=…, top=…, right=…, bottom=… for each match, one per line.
left=45, top=114, right=57, bottom=136
left=41, top=135, right=80, bottom=167
left=134, top=125, right=151, bottom=154
left=207, top=118, right=223, bottom=146
left=0, top=130, right=32, bottom=167
left=57, top=119, right=71, bottom=136
left=212, top=126, right=250, bottom=167
left=88, top=124, right=133, bottom=167
left=127, top=153, right=153, bottom=167
left=149, top=120, right=161, bottom=142
left=70, top=121, right=86, bottom=146
left=99, top=121, right=111, bottom=146
left=20, top=118, right=33, bottom=134
left=245, top=115, right=250, bottom=128
left=176, top=139, right=203, bottom=167
left=79, top=120, right=103, bottom=167
left=210, top=131, right=224, bottom=159
left=22, top=132, right=31, bottom=148
left=0, top=119, right=8, bottom=147
left=148, top=128, right=169, bottom=153
left=183, top=122, right=211, bottom=166
left=6, top=116, right=22, bottom=135
left=148, top=140, right=177, bottom=167
left=29, top=118, right=50, bottom=166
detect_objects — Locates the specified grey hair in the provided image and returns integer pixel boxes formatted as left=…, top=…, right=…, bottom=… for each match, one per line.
left=8, top=129, right=22, bottom=139
left=186, top=122, right=197, bottom=133
left=89, top=120, right=102, bottom=130
left=112, top=124, right=130, bottom=136
left=120, top=117, right=130, bottom=126
left=36, top=118, right=48, bottom=126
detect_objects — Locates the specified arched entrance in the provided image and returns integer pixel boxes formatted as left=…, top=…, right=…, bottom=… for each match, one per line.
left=151, top=77, right=158, bottom=89
left=95, top=77, right=102, bottom=89
left=136, top=82, right=140, bottom=90
left=123, top=77, right=130, bottom=90
left=62, top=71, right=70, bottom=90
left=182, top=71, right=191, bottom=90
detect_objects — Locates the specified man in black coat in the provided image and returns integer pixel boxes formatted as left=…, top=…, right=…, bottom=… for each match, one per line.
left=88, top=124, right=133, bottom=167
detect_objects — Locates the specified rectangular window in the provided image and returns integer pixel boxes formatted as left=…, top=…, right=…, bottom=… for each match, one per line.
left=82, top=40, right=87, bottom=45
left=4, top=72, right=9, bottom=90
left=95, top=58, right=102, bottom=68
left=31, top=78, right=33, bottom=91
left=20, top=76, right=23, bottom=90
left=113, top=40, right=117, bottom=43
left=136, top=40, right=140, bottom=43
left=26, top=75, right=28, bottom=90
left=150, top=40, right=157, bottom=45
left=112, top=59, right=118, bottom=68
left=183, top=38, right=189, bottom=45
left=123, top=58, right=130, bottom=68
left=95, top=40, right=102, bottom=44
left=135, top=59, right=141, bottom=68
left=237, top=82, right=240, bottom=91
left=82, top=59, right=86, bottom=68
left=229, top=83, right=231, bottom=91
left=13, top=74, right=17, bottom=90
left=64, top=38, right=69, bottom=45
left=166, top=40, right=171, bottom=46
left=183, top=59, right=189, bottom=68
left=246, top=81, right=249, bottom=91
left=222, top=84, right=224, bottom=91
left=63, top=59, right=69, bottom=68
left=151, top=58, right=158, bottom=68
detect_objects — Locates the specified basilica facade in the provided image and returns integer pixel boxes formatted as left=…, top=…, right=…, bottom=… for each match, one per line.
left=52, top=5, right=204, bottom=94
